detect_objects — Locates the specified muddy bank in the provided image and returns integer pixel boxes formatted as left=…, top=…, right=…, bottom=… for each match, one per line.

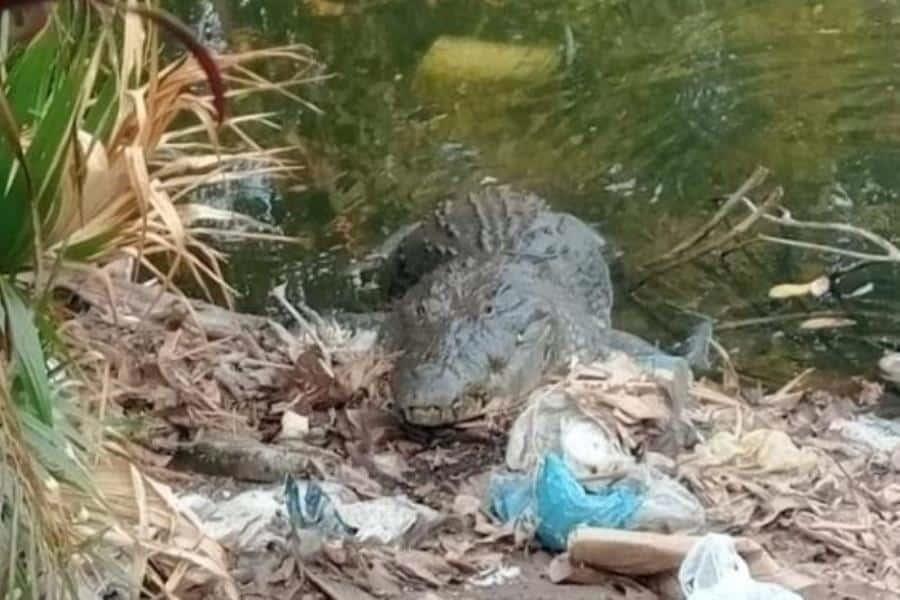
left=54, top=266, right=900, bottom=599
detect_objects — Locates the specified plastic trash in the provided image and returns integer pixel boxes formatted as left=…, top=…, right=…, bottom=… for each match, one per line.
left=681, top=318, right=715, bottom=371
left=620, top=464, right=706, bottom=533
left=489, top=453, right=640, bottom=551
left=503, top=387, right=705, bottom=538
left=694, top=429, right=818, bottom=474
left=181, top=477, right=443, bottom=559
left=179, top=487, right=294, bottom=553
left=831, top=414, right=900, bottom=453
left=285, top=476, right=358, bottom=539
left=679, top=534, right=802, bottom=600
left=489, top=471, right=533, bottom=525
left=506, top=388, right=634, bottom=478
left=338, top=496, right=443, bottom=545
left=565, top=528, right=817, bottom=592
left=284, top=476, right=443, bottom=549
left=879, top=351, right=900, bottom=385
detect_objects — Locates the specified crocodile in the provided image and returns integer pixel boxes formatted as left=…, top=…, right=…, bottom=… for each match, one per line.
left=375, top=185, right=696, bottom=443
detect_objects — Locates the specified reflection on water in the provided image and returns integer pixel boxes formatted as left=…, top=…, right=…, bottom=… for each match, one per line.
left=169, top=0, right=900, bottom=383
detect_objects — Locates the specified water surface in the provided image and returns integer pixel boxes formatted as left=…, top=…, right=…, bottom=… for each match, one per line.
left=170, top=0, right=900, bottom=383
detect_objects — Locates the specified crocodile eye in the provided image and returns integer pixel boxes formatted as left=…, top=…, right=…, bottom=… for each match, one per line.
left=416, top=303, right=426, bottom=317
left=484, top=304, right=494, bottom=315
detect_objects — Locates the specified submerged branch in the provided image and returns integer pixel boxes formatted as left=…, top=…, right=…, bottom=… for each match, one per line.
left=633, top=170, right=781, bottom=291
left=641, top=166, right=900, bottom=288
left=646, top=165, right=770, bottom=266
left=750, top=202, right=900, bottom=264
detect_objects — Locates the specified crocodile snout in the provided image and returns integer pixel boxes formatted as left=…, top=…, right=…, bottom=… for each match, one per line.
left=392, top=363, right=491, bottom=427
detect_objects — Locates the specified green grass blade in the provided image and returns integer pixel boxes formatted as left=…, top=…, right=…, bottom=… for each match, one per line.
left=20, top=410, right=93, bottom=492
left=0, top=277, right=53, bottom=425
left=5, top=22, right=59, bottom=127
left=0, top=96, right=36, bottom=272
left=83, top=71, right=118, bottom=140
left=0, top=87, right=31, bottom=186
left=27, top=53, right=88, bottom=216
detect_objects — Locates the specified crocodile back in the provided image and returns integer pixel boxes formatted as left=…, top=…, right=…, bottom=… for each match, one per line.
left=381, top=185, right=611, bottom=319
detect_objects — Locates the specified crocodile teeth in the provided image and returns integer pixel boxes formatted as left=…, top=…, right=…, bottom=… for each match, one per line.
left=405, top=406, right=451, bottom=427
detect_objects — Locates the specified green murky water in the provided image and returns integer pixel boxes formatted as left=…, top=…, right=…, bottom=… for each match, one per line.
left=170, top=0, right=900, bottom=384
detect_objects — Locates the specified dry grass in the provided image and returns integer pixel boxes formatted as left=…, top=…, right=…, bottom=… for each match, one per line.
left=51, top=40, right=321, bottom=308
left=0, top=2, right=325, bottom=596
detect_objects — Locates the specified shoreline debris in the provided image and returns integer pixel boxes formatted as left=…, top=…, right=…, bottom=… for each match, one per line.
left=57, top=267, right=900, bottom=598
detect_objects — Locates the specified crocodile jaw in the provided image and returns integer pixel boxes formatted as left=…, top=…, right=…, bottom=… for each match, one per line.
left=390, top=321, right=558, bottom=427
left=400, top=394, right=488, bottom=427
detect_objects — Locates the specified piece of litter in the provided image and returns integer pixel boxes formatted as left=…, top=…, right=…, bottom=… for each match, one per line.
left=679, top=534, right=802, bottom=600
left=831, top=415, right=900, bottom=453
left=605, top=178, right=636, bottom=193
left=277, top=411, right=310, bottom=441
left=337, top=496, right=442, bottom=545
left=469, top=565, right=522, bottom=587
left=769, top=276, right=830, bottom=300
left=692, top=429, right=819, bottom=474
left=799, top=317, right=856, bottom=330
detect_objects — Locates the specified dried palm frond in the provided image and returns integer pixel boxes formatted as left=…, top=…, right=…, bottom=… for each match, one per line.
left=48, top=31, right=319, bottom=307
left=0, top=1, right=321, bottom=597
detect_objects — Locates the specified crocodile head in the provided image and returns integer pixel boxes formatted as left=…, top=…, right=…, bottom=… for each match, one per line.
left=386, top=258, right=566, bottom=426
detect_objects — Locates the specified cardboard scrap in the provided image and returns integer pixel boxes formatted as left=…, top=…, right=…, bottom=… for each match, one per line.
left=565, top=528, right=816, bottom=592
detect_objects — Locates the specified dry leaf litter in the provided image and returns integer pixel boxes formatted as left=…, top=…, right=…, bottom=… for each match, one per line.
left=57, top=270, right=900, bottom=600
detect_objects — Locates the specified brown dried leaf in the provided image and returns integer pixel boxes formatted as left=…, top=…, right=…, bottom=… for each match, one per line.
left=797, top=582, right=897, bottom=600
left=452, top=494, right=482, bottom=517
left=394, top=550, right=452, bottom=587
left=371, top=451, right=410, bottom=482
left=365, top=559, right=403, bottom=596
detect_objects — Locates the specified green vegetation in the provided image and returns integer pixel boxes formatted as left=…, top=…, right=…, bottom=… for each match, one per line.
left=0, top=1, right=313, bottom=596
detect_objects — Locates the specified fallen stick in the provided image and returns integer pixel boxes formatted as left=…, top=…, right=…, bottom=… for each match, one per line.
left=169, top=434, right=339, bottom=483
left=54, top=269, right=271, bottom=339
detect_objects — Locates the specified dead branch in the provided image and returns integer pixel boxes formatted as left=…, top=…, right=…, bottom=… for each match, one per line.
left=747, top=201, right=900, bottom=264
left=646, top=165, right=770, bottom=266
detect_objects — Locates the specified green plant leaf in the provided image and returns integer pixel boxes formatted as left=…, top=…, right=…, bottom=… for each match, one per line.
left=1, top=0, right=228, bottom=125
left=0, top=277, right=53, bottom=425
left=83, top=71, right=118, bottom=140
left=20, top=410, right=93, bottom=493
left=26, top=35, right=89, bottom=215
left=0, top=97, right=36, bottom=272
left=5, top=18, right=59, bottom=127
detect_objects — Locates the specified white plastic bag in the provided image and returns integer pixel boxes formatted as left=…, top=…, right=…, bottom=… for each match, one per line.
left=678, top=534, right=802, bottom=600
left=624, top=464, right=705, bottom=533
left=506, top=389, right=632, bottom=478
left=506, top=388, right=706, bottom=534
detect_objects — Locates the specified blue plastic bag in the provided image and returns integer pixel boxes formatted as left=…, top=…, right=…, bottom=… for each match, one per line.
left=489, top=472, right=533, bottom=524
left=489, top=453, right=641, bottom=551
left=284, top=476, right=357, bottom=537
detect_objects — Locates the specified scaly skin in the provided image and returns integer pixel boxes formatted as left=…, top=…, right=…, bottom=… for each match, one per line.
left=378, top=186, right=613, bottom=322
left=379, top=185, right=691, bottom=441
left=384, top=256, right=611, bottom=425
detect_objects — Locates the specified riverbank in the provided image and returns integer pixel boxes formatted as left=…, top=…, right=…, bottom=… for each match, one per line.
left=57, top=263, right=899, bottom=599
